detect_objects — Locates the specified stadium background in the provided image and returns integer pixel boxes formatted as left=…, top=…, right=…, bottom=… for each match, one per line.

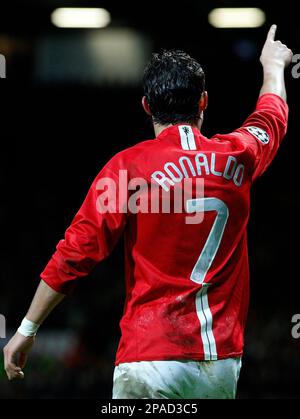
left=0, top=0, right=300, bottom=399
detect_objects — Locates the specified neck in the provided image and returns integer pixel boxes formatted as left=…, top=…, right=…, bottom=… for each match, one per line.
left=154, top=123, right=173, bottom=137
left=153, top=115, right=203, bottom=137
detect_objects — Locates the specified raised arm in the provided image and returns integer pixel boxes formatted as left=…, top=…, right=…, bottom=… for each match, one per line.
left=260, top=24, right=293, bottom=102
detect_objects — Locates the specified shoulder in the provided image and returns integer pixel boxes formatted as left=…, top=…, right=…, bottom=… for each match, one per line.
left=113, top=138, right=157, bottom=164
left=207, top=132, right=258, bottom=171
left=96, top=138, right=157, bottom=176
left=208, top=132, right=252, bottom=151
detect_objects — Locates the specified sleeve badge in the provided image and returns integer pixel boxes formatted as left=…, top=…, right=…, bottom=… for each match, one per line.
left=246, top=126, right=270, bottom=145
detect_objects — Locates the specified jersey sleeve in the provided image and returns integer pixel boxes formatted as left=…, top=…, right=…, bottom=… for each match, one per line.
left=41, top=157, right=127, bottom=294
left=234, top=93, right=288, bottom=181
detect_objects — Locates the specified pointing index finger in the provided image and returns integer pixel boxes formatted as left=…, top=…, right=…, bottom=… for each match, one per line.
left=267, top=24, right=277, bottom=42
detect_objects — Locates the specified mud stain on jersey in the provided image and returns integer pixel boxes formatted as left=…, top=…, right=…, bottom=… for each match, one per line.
left=159, top=293, right=197, bottom=347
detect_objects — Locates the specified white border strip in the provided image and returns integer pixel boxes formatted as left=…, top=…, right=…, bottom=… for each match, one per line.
left=195, top=286, right=218, bottom=360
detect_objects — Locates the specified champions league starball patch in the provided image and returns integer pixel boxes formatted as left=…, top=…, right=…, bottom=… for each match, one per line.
left=246, top=126, right=270, bottom=145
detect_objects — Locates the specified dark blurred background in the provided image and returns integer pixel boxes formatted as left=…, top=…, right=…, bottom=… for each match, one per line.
left=0, top=0, right=300, bottom=399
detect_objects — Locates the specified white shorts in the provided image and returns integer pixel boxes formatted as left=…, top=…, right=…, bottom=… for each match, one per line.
left=112, top=358, right=242, bottom=399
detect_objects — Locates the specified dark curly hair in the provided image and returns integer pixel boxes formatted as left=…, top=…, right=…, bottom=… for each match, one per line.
left=143, top=50, right=205, bottom=126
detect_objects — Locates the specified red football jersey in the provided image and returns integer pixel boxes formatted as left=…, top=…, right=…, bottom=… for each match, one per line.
left=41, top=93, right=288, bottom=364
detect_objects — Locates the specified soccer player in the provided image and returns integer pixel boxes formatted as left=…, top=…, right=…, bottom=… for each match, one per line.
left=4, top=25, right=292, bottom=399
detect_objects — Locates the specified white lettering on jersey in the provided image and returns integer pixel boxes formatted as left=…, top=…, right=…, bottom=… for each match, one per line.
left=246, top=126, right=270, bottom=145
left=151, top=154, right=245, bottom=192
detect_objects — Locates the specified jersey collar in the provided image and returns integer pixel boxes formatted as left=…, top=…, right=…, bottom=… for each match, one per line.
left=156, top=124, right=203, bottom=151
left=156, top=124, right=200, bottom=141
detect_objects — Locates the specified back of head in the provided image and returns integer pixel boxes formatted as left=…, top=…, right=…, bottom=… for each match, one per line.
left=143, top=50, right=205, bottom=126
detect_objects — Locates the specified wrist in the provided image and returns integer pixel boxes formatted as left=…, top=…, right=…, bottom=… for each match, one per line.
left=262, top=61, right=286, bottom=73
left=17, top=317, right=40, bottom=337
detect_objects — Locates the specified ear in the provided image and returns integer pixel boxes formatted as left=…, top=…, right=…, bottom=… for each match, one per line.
left=199, top=91, right=208, bottom=111
left=142, top=96, right=152, bottom=116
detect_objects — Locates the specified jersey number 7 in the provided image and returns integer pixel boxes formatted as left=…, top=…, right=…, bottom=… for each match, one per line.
left=186, top=197, right=229, bottom=360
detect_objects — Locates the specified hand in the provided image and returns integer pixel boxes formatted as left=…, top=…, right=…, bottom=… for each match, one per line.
left=3, top=332, right=35, bottom=380
left=260, top=24, right=293, bottom=69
